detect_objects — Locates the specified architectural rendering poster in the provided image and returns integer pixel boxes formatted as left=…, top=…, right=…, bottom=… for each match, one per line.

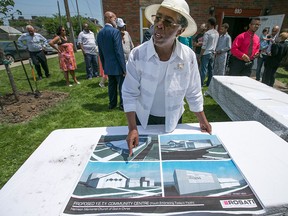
left=62, top=134, right=264, bottom=215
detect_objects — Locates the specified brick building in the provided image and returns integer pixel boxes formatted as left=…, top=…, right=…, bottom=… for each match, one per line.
left=101, top=0, right=288, bottom=46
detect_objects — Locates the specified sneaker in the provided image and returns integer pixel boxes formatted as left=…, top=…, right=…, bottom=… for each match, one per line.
left=87, top=77, right=92, bottom=80
left=68, top=84, right=73, bottom=87
left=99, top=82, right=105, bottom=88
left=38, top=76, right=43, bottom=80
left=75, top=81, right=80, bottom=85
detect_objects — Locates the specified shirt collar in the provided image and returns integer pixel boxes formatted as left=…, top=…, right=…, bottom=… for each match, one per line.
left=105, top=23, right=113, bottom=27
left=146, top=38, right=183, bottom=61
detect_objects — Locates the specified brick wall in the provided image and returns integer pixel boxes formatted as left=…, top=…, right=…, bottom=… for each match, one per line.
left=102, top=0, right=288, bottom=44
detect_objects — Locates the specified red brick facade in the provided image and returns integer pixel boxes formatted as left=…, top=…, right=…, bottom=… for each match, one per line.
left=102, top=0, right=288, bottom=46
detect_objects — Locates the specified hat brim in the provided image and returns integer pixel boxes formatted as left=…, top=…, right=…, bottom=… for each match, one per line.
left=144, top=4, right=197, bottom=37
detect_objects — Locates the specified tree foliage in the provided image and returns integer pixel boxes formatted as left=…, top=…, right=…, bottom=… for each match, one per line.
left=0, top=0, right=22, bottom=24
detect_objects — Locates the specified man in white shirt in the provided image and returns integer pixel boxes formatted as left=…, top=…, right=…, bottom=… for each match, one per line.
left=122, top=0, right=212, bottom=156
left=78, top=23, right=99, bottom=79
left=199, top=17, right=219, bottom=86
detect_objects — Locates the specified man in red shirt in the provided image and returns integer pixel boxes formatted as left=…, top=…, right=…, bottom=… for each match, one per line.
left=229, top=18, right=260, bottom=76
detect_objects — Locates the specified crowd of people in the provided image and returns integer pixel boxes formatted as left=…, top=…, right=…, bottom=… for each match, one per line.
left=11, top=0, right=288, bottom=155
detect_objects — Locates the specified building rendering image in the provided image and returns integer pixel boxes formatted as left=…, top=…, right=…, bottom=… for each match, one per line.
left=86, top=170, right=155, bottom=189
left=173, top=169, right=240, bottom=196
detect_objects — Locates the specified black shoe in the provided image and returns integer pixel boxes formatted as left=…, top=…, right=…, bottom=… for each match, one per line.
left=46, top=74, right=51, bottom=78
left=119, top=105, right=124, bottom=111
left=38, top=76, right=43, bottom=80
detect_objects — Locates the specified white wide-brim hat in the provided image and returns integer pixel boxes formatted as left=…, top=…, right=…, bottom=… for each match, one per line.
left=144, top=0, right=197, bottom=37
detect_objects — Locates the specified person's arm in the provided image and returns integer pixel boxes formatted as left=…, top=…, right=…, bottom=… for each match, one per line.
left=194, top=111, right=212, bottom=134
left=114, top=30, right=126, bottom=73
left=49, top=36, right=61, bottom=53
left=122, top=49, right=141, bottom=155
left=125, top=112, right=139, bottom=156
left=17, top=34, right=27, bottom=49
left=78, top=33, right=85, bottom=55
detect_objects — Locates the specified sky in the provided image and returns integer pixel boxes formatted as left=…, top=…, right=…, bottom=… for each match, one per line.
left=2, top=0, right=104, bottom=26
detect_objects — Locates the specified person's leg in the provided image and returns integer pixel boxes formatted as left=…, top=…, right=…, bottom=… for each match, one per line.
left=218, top=53, right=227, bottom=76
left=64, top=71, right=70, bottom=86
left=242, top=61, right=253, bottom=77
left=91, top=54, right=99, bottom=77
left=262, top=63, right=270, bottom=85
left=256, top=56, right=264, bottom=81
left=30, top=52, right=42, bottom=78
left=200, top=54, right=209, bottom=86
left=214, top=55, right=220, bottom=76
left=37, top=51, right=50, bottom=77
left=229, top=56, right=244, bottom=76
left=206, top=53, right=214, bottom=86
left=107, top=75, right=117, bottom=109
left=84, top=54, right=93, bottom=79
left=269, top=66, right=278, bottom=87
left=116, top=74, right=125, bottom=109
left=69, top=70, right=80, bottom=84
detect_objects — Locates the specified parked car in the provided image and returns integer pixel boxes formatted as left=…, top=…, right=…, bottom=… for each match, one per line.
left=0, top=41, right=30, bottom=64
left=43, top=39, right=58, bottom=55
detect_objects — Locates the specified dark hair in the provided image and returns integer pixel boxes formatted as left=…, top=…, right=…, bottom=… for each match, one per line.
left=262, top=28, right=269, bottom=33
left=208, top=17, right=217, bottom=26
left=249, top=17, right=260, bottom=24
left=56, top=26, right=64, bottom=36
left=222, top=23, right=229, bottom=29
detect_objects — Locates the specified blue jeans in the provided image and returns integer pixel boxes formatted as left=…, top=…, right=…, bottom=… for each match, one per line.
left=84, top=53, right=98, bottom=78
left=255, top=55, right=267, bottom=81
left=200, top=53, right=214, bottom=86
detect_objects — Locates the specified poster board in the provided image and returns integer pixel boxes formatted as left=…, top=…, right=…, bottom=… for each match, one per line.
left=61, top=133, right=264, bottom=215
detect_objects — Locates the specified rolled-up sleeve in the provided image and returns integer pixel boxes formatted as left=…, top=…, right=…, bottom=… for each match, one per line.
left=185, top=53, right=203, bottom=112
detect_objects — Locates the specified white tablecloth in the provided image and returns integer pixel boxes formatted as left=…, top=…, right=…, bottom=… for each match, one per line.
left=0, top=122, right=288, bottom=215
left=208, top=76, right=288, bottom=141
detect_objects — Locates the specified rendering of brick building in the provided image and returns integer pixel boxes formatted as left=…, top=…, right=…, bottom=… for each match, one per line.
left=101, top=0, right=288, bottom=46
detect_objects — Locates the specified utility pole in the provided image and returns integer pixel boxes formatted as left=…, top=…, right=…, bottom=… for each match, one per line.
left=63, top=0, right=77, bottom=52
left=57, top=0, right=62, bottom=26
left=75, top=0, right=82, bottom=32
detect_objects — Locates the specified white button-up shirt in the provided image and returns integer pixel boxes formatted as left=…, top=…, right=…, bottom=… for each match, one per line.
left=122, top=39, right=203, bottom=132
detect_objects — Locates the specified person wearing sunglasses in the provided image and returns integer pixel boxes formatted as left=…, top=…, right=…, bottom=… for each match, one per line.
left=122, top=0, right=212, bottom=156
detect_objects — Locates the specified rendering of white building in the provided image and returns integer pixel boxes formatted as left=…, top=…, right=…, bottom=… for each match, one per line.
left=86, top=170, right=154, bottom=189
left=173, top=169, right=221, bottom=195
left=86, top=171, right=129, bottom=188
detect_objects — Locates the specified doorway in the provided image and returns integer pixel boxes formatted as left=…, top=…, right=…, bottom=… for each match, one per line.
left=223, top=17, right=250, bottom=41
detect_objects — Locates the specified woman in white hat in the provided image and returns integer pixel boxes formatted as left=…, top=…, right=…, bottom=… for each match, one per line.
left=122, top=0, right=212, bottom=156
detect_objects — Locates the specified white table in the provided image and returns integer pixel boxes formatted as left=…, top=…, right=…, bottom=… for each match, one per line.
left=208, top=76, right=288, bottom=141
left=0, top=122, right=288, bottom=215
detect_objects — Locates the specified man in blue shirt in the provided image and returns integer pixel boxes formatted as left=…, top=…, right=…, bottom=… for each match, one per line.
left=18, top=25, right=50, bottom=80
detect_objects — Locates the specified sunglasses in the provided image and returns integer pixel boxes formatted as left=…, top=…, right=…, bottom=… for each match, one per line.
left=154, top=14, right=180, bottom=28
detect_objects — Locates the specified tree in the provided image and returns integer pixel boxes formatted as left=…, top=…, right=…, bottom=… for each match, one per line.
left=0, top=0, right=22, bottom=23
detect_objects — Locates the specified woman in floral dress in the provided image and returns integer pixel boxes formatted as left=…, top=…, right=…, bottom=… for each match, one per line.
left=49, top=26, right=80, bottom=86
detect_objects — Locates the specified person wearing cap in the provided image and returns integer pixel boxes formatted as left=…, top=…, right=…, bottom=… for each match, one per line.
left=122, top=0, right=212, bottom=156
left=97, top=11, right=126, bottom=110
left=116, top=18, right=134, bottom=62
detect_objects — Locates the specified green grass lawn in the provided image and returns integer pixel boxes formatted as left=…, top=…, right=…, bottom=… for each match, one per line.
left=0, top=52, right=287, bottom=188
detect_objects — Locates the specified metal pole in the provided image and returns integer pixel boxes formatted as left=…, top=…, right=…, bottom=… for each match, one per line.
left=75, top=0, right=82, bottom=32
left=57, top=0, right=62, bottom=26
left=63, top=0, right=77, bottom=52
